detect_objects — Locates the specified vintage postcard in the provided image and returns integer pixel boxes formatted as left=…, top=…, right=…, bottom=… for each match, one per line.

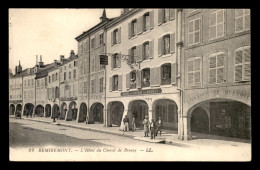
left=9, top=8, right=251, bottom=161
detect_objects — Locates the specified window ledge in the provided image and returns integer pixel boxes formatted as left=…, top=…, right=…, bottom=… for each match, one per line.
left=142, top=59, right=151, bottom=63
left=160, top=21, right=171, bottom=27
left=160, top=54, right=172, bottom=58
left=160, top=84, right=172, bottom=88
left=112, top=67, right=120, bottom=71
left=141, top=86, right=151, bottom=90
left=112, top=90, right=121, bottom=93
left=142, top=29, right=151, bottom=35
left=130, top=35, right=138, bottom=40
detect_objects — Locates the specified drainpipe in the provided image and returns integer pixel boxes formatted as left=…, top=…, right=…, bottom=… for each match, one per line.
left=104, top=27, right=107, bottom=127
left=87, top=35, right=91, bottom=124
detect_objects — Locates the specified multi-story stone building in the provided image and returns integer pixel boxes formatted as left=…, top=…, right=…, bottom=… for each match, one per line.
left=105, top=8, right=182, bottom=132
left=75, top=10, right=115, bottom=124
left=22, top=66, right=36, bottom=117
left=59, top=50, right=78, bottom=121
left=9, top=61, right=25, bottom=115
left=180, top=9, right=251, bottom=140
left=46, top=60, right=60, bottom=118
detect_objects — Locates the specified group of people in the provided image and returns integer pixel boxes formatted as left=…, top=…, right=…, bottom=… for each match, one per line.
left=122, top=115, right=163, bottom=140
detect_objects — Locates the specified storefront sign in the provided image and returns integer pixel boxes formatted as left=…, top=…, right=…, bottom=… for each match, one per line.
left=184, top=88, right=251, bottom=107
left=60, top=97, right=78, bottom=101
left=90, top=95, right=103, bottom=100
left=9, top=100, right=22, bottom=104
left=121, top=88, right=162, bottom=96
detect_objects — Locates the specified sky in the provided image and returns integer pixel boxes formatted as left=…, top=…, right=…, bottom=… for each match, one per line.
left=9, top=8, right=122, bottom=73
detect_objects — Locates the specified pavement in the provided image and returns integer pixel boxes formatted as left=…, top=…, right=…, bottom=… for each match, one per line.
left=9, top=115, right=251, bottom=148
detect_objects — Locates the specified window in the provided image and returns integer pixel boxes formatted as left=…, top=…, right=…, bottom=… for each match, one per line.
left=113, top=29, right=119, bottom=45
left=209, top=52, right=225, bottom=84
left=60, top=67, right=62, bottom=73
left=143, top=42, right=150, bottom=60
left=188, top=57, right=201, bottom=86
left=163, top=9, right=170, bottom=23
left=64, top=66, right=66, bottom=71
left=131, top=47, right=137, bottom=63
left=234, top=46, right=250, bottom=82
left=235, top=9, right=250, bottom=33
left=73, top=69, right=76, bottom=79
left=143, top=13, right=150, bottom=31
left=209, top=10, right=225, bottom=40
left=188, top=18, right=200, bottom=45
left=37, top=80, right=39, bottom=87
left=130, top=71, right=137, bottom=89
left=100, top=33, right=104, bottom=45
left=49, top=76, right=51, bottom=83
left=74, top=61, right=77, bottom=67
left=91, top=80, right=95, bottom=94
left=56, top=73, right=58, bottom=81
left=113, top=75, right=118, bottom=91
left=52, top=74, right=54, bottom=82
left=91, top=38, right=95, bottom=49
left=161, top=64, right=171, bottom=85
left=163, top=35, right=170, bottom=55
left=45, top=77, right=47, bottom=86
left=99, top=77, right=103, bottom=93
left=64, top=72, right=66, bottom=81
left=113, top=53, right=120, bottom=68
left=131, top=19, right=137, bottom=37
left=69, top=72, right=71, bottom=79
left=142, top=68, right=150, bottom=87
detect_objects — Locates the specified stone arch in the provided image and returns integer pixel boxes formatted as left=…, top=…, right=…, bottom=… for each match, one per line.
left=60, top=102, right=67, bottom=120
left=9, top=104, right=15, bottom=115
left=52, top=104, right=59, bottom=118
left=152, top=98, right=178, bottom=130
left=90, top=102, right=104, bottom=124
left=23, top=103, right=34, bottom=117
left=67, top=101, right=77, bottom=121
left=107, top=101, right=124, bottom=127
left=35, top=105, right=44, bottom=117
left=45, top=104, right=51, bottom=117
left=78, top=102, right=87, bottom=123
left=190, top=107, right=209, bottom=134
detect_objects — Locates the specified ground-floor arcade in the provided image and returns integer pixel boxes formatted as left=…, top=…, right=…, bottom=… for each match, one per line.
left=9, top=104, right=15, bottom=115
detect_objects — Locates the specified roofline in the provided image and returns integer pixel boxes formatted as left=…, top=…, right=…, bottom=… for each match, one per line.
left=104, top=8, right=143, bottom=30
left=75, top=18, right=116, bottom=41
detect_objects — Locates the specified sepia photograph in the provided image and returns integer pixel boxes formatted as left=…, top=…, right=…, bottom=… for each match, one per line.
left=9, top=8, right=251, bottom=161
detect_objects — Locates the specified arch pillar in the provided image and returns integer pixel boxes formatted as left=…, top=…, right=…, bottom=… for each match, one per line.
left=183, top=114, right=192, bottom=140
left=119, top=104, right=129, bottom=131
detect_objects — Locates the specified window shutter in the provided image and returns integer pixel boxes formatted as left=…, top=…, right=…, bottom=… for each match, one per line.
left=126, top=73, right=130, bottom=90
left=158, top=37, right=163, bottom=57
left=95, top=78, right=98, bottom=94
left=170, top=9, right=175, bottom=20
left=128, top=23, right=131, bottom=38
left=154, top=67, right=161, bottom=86
left=235, top=50, right=243, bottom=82
left=149, top=40, right=154, bottom=59
left=118, top=53, right=121, bottom=68
left=137, top=45, right=142, bottom=61
left=118, top=27, right=121, bottom=43
left=171, top=63, right=177, bottom=85
left=111, top=31, right=113, bottom=46
left=170, top=33, right=175, bottom=53
left=96, top=34, right=100, bottom=48
left=111, top=54, right=114, bottom=69
left=118, top=75, right=122, bottom=91
left=150, top=67, right=155, bottom=86
left=209, top=56, right=216, bottom=84
left=158, top=9, right=163, bottom=25
left=150, top=10, right=154, bottom=29
left=136, top=70, right=142, bottom=88
left=244, top=47, right=251, bottom=81
left=138, top=16, right=143, bottom=34
left=109, top=77, right=113, bottom=92
left=128, top=49, right=132, bottom=63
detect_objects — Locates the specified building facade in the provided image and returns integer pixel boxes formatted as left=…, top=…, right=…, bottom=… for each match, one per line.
left=180, top=9, right=251, bottom=140
left=105, top=9, right=182, bottom=132
left=59, top=51, right=78, bottom=121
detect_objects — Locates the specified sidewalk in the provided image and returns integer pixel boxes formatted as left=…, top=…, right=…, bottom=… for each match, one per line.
left=9, top=115, right=251, bottom=148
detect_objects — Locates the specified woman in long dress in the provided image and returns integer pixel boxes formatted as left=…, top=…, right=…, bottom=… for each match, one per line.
left=143, top=115, right=149, bottom=137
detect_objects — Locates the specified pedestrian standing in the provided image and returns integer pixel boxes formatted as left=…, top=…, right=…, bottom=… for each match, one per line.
left=143, top=115, right=149, bottom=137
left=150, top=119, right=157, bottom=140
left=123, top=115, right=129, bottom=132
left=156, top=117, right=163, bottom=136
left=132, top=117, right=136, bottom=132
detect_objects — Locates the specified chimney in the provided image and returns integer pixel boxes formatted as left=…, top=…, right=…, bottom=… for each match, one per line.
left=122, top=8, right=129, bottom=14
left=36, top=55, right=39, bottom=66
left=39, top=55, right=44, bottom=67
left=60, top=55, right=65, bottom=62
left=70, top=50, right=75, bottom=58
left=100, top=9, right=108, bottom=22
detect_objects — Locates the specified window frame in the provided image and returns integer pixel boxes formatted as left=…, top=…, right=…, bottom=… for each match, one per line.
left=161, top=64, right=171, bottom=85
left=143, top=12, right=150, bottom=31
left=131, top=46, right=137, bottom=64
left=163, top=35, right=171, bottom=55
left=112, top=75, right=119, bottom=91
left=209, top=9, right=225, bottom=40
left=143, top=42, right=150, bottom=60
left=113, top=29, right=119, bottom=45
left=234, top=46, right=251, bottom=82
left=113, top=53, right=120, bottom=68
left=208, top=52, right=225, bottom=85
left=188, top=18, right=201, bottom=46
left=235, top=9, right=250, bottom=33
left=142, top=68, right=151, bottom=88
left=187, top=57, right=202, bottom=87
left=131, top=19, right=137, bottom=37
